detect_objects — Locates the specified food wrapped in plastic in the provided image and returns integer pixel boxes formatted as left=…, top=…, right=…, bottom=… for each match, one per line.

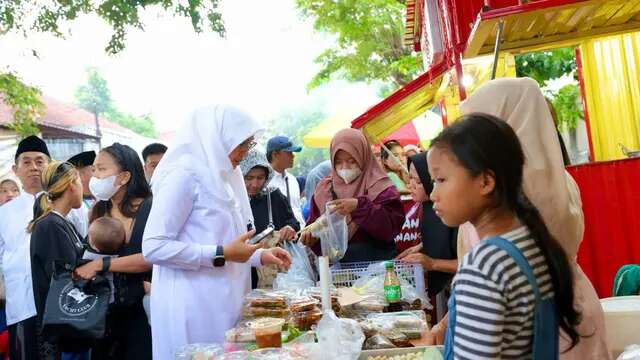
left=316, top=310, right=365, bottom=360
left=274, top=242, right=318, bottom=291
left=217, top=351, right=251, bottom=360
left=242, top=305, right=291, bottom=319
left=365, top=311, right=426, bottom=339
left=291, top=307, right=323, bottom=330
left=224, top=320, right=256, bottom=343
left=383, top=329, right=412, bottom=347
left=363, top=334, right=396, bottom=350
left=312, top=203, right=348, bottom=263
left=251, top=348, right=305, bottom=360
left=173, top=343, right=223, bottom=360
left=246, top=290, right=288, bottom=309
left=288, top=296, right=320, bottom=313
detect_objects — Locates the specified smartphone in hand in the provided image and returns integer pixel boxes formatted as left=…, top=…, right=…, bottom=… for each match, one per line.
left=247, top=226, right=275, bottom=245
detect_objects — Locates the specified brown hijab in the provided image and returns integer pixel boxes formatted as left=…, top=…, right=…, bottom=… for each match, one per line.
left=313, top=128, right=394, bottom=238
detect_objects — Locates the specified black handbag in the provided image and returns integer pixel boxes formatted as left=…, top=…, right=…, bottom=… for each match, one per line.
left=42, top=261, right=111, bottom=339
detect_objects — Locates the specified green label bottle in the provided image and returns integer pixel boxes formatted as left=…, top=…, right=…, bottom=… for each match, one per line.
left=383, top=261, right=402, bottom=303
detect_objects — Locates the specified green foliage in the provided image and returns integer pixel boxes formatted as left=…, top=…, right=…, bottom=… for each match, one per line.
left=266, top=104, right=329, bottom=177
left=107, top=110, right=156, bottom=138
left=0, top=0, right=225, bottom=54
left=0, top=72, right=44, bottom=138
left=295, top=0, right=421, bottom=92
left=75, top=68, right=156, bottom=137
left=75, top=68, right=113, bottom=117
left=551, top=84, right=583, bottom=132
left=515, top=47, right=577, bottom=86
left=516, top=47, right=582, bottom=131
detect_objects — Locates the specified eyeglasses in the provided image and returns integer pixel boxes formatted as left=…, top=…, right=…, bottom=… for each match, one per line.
left=240, top=139, right=257, bottom=151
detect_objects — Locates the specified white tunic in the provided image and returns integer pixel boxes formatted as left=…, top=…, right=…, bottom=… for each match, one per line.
left=0, top=192, right=37, bottom=325
left=142, top=166, right=263, bottom=359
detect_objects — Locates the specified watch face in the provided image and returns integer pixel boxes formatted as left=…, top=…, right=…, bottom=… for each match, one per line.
left=213, top=257, right=225, bottom=267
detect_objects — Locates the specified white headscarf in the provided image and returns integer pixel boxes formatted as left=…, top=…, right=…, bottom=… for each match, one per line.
left=460, top=77, right=584, bottom=259
left=151, top=104, right=264, bottom=233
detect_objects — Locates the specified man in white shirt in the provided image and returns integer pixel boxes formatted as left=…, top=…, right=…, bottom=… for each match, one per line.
left=266, top=136, right=306, bottom=227
left=0, top=135, right=49, bottom=359
left=66, top=150, right=96, bottom=238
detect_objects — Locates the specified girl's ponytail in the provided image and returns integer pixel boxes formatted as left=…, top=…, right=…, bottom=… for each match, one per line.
left=515, top=192, right=582, bottom=350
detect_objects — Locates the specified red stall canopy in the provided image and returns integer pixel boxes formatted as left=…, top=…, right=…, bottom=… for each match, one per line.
left=568, top=158, right=640, bottom=297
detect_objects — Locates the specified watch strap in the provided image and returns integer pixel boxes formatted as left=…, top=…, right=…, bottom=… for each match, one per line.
left=102, top=257, right=111, bottom=273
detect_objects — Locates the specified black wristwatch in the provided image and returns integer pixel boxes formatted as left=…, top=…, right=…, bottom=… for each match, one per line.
left=213, top=245, right=225, bottom=267
left=102, top=257, right=111, bottom=273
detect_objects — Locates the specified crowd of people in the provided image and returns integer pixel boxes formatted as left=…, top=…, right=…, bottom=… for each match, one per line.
left=0, top=78, right=612, bottom=359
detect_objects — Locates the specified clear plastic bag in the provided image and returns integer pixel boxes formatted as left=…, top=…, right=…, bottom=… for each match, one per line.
left=274, top=242, right=318, bottom=291
left=315, top=310, right=364, bottom=360
left=173, top=343, right=223, bottom=360
left=314, top=203, right=348, bottom=264
left=618, top=345, right=640, bottom=360
left=365, top=311, right=426, bottom=340
left=351, top=262, right=429, bottom=306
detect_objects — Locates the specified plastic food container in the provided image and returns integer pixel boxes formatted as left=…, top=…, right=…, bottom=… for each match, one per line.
left=251, top=348, right=304, bottom=360
left=291, top=307, right=323, bottom=330
left=601, top=296, right=640, bottom=358
left=174, top=343, right=224, bottom=360
left=251, top=318, right=285, bottom=349
left=216, top=350, right=251, bottom=360
left=289, top=297, right=320, bottom=313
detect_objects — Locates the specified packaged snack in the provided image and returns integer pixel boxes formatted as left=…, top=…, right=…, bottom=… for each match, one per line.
left=217, top=350, right=251, bottom=360
left=363, top=335, right=396, bottom=350
left=249, top=296, right=288, bottom=309
left=174, top=343, right=223, bottom=360
left=291, top=307, right=323, bottom=331
left=288, top=297, right=319, bottom=313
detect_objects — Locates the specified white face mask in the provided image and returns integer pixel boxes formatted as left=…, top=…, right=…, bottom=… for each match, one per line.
left=89, top=175, right=122, bottom=201
left=337, top=167, right=362, bottom=184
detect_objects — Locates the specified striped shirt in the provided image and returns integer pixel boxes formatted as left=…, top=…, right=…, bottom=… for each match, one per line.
left=452, top=226, right=554, bottom=359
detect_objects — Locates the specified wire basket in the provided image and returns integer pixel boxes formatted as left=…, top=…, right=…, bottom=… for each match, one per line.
left=330, top=260, right=425, bottom=296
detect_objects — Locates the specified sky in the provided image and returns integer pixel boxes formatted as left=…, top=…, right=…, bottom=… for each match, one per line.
left=0, top=0, right=381, bottom=134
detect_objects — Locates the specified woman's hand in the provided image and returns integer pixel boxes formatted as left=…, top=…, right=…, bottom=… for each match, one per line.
left=300, top=231, right=319, bottom=248
left=395, top=243, right=423, bottom=260
left=224, top=230, right=262, bottom=263
left=422, top=321, right=446, bottom=345
left=261, top=247, right=292, bottom=268
left=278, top=226, right=296, bottom=241
left=401, top=253, right=436, bottom=271
left=331, top=198, right=358, bottom=216
left=74, top=259, right=102, bottom=280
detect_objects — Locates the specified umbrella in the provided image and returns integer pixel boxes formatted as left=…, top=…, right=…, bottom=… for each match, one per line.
left=303, top=109, right=443, bottom=149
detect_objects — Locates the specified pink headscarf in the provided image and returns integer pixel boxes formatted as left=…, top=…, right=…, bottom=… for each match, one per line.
left=313, top=128, right=394, bottom=238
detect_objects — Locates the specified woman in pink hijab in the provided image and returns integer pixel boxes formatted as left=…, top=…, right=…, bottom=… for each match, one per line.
left=301, top=128, right=405, bottom=262
left=439, top=77, right=609, bottom=359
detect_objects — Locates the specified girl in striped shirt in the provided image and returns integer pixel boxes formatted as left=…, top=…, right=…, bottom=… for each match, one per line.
left=427, top=113, right=582, bottom=359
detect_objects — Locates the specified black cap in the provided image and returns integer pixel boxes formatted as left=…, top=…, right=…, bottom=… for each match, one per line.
left=15, top=135, right=50, bottom=160
left=67, top=151, right=96, bottom=168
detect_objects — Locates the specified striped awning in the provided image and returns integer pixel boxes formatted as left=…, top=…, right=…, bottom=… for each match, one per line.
left=464, top=0, right=640, bottom=58
left=403, top=0, right=422, bottom=50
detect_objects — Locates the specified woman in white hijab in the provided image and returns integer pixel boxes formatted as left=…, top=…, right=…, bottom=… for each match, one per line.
left=142, top=105, right=291, bottom=359
left=453, top=78, right=609, bottom=359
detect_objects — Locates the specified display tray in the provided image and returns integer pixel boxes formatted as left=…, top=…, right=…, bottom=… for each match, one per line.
left=358, top=345, right=444, bottom=359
